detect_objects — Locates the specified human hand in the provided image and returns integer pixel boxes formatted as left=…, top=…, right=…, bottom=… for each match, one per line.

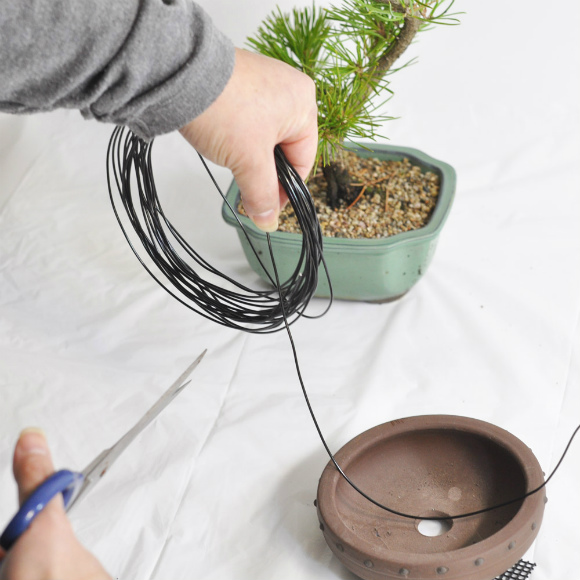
left=180, top=48, right=318, bottom=232
left=0, top=429, right=111, bottom=580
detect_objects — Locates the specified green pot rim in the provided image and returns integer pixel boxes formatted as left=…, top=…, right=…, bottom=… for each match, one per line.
left=222, top=142, right=456, bottom=249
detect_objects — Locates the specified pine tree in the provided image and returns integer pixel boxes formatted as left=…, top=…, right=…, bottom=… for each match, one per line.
left=248, top=0, right=459, bottom=207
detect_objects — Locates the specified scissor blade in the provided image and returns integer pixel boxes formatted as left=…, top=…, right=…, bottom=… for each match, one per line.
left=67, top=350, right=206, bottom=512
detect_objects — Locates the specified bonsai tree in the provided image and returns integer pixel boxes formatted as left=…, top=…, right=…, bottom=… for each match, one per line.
left=248, top=0, right=458, bottom=208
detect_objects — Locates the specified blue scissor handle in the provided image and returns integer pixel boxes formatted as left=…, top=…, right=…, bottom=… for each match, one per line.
left=0, top=469, right=84, bottom=552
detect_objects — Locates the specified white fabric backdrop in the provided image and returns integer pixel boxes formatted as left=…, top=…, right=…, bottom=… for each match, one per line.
left=1, top=1, right=579, bottom=579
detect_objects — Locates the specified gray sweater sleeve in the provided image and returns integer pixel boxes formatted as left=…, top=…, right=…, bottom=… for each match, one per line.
left=0, top=0, right=235, bottom=139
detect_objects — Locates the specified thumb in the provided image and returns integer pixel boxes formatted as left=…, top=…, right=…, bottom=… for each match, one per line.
left=233, top=148, right=280, bottom=233
left=12, top=428, right=57, bottom=506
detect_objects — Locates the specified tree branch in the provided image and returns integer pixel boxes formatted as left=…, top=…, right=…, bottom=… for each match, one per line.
left=369, top=1, right=421, bottom=87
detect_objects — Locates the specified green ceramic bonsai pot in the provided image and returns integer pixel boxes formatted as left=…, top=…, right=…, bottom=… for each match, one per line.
left=221, top=143, right=456, bottom=302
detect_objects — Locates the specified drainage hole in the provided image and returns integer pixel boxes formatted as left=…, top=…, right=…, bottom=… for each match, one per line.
left=417, top=519, right=452, bottom=537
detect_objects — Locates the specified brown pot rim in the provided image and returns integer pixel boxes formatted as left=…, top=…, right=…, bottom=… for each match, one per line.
left=317, top=414, right=545, bottom=574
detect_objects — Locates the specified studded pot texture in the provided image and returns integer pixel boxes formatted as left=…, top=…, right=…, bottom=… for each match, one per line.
left=221, top=144, right=456, bottom=302
left=316, top=415, right=545, bottom=580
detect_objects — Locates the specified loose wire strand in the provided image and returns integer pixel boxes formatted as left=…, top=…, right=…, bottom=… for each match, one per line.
left=108, top=126, right=578, bottom=522
left=268, top=237, right=579, bottom=519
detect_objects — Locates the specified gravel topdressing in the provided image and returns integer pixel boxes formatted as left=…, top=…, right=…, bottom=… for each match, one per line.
left=278, top=152, right=441, bottom=239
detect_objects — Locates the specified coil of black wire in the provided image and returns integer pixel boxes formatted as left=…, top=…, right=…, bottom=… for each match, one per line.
left=106, top=126, right=331, bottom=333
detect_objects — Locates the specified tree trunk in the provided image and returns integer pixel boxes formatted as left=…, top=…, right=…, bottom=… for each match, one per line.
left=323, top=161, right=353, bottom=209
left=325, top=1, right=421, bottom=207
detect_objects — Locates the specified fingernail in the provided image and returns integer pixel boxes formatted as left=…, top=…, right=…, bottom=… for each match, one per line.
left=18, top=427, right=47, bottom=455
left=249, top=209, right=278, bottom=232
left=20, top=427, right=45, bottom=437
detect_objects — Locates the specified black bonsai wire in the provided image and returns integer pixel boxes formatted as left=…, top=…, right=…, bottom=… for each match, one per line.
left=107, top=126, right=331, bottom=333
left=107, top=127, right=578, bottom=522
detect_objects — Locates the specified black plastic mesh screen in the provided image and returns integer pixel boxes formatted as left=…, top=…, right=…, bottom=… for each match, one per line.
left=495, top=560, right=536, bottom=580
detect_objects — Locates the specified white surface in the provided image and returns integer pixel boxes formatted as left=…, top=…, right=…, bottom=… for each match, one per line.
left=1, top=1, right=579, bottom=579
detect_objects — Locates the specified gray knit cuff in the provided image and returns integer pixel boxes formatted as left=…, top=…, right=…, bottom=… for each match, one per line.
left=123, top=24, right=235, bottom=140
left=80, top=2, right=235, bottom=140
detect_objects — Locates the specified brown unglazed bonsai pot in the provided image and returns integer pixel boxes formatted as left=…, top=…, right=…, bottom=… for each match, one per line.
left=316, top=415, right=545, bottom=580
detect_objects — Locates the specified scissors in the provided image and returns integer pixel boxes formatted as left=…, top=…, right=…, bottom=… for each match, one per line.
left=0, top=350, right=206, bottom=552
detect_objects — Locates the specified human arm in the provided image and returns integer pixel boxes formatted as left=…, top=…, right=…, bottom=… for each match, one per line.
left=0, top=0, right=317, bottom=231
